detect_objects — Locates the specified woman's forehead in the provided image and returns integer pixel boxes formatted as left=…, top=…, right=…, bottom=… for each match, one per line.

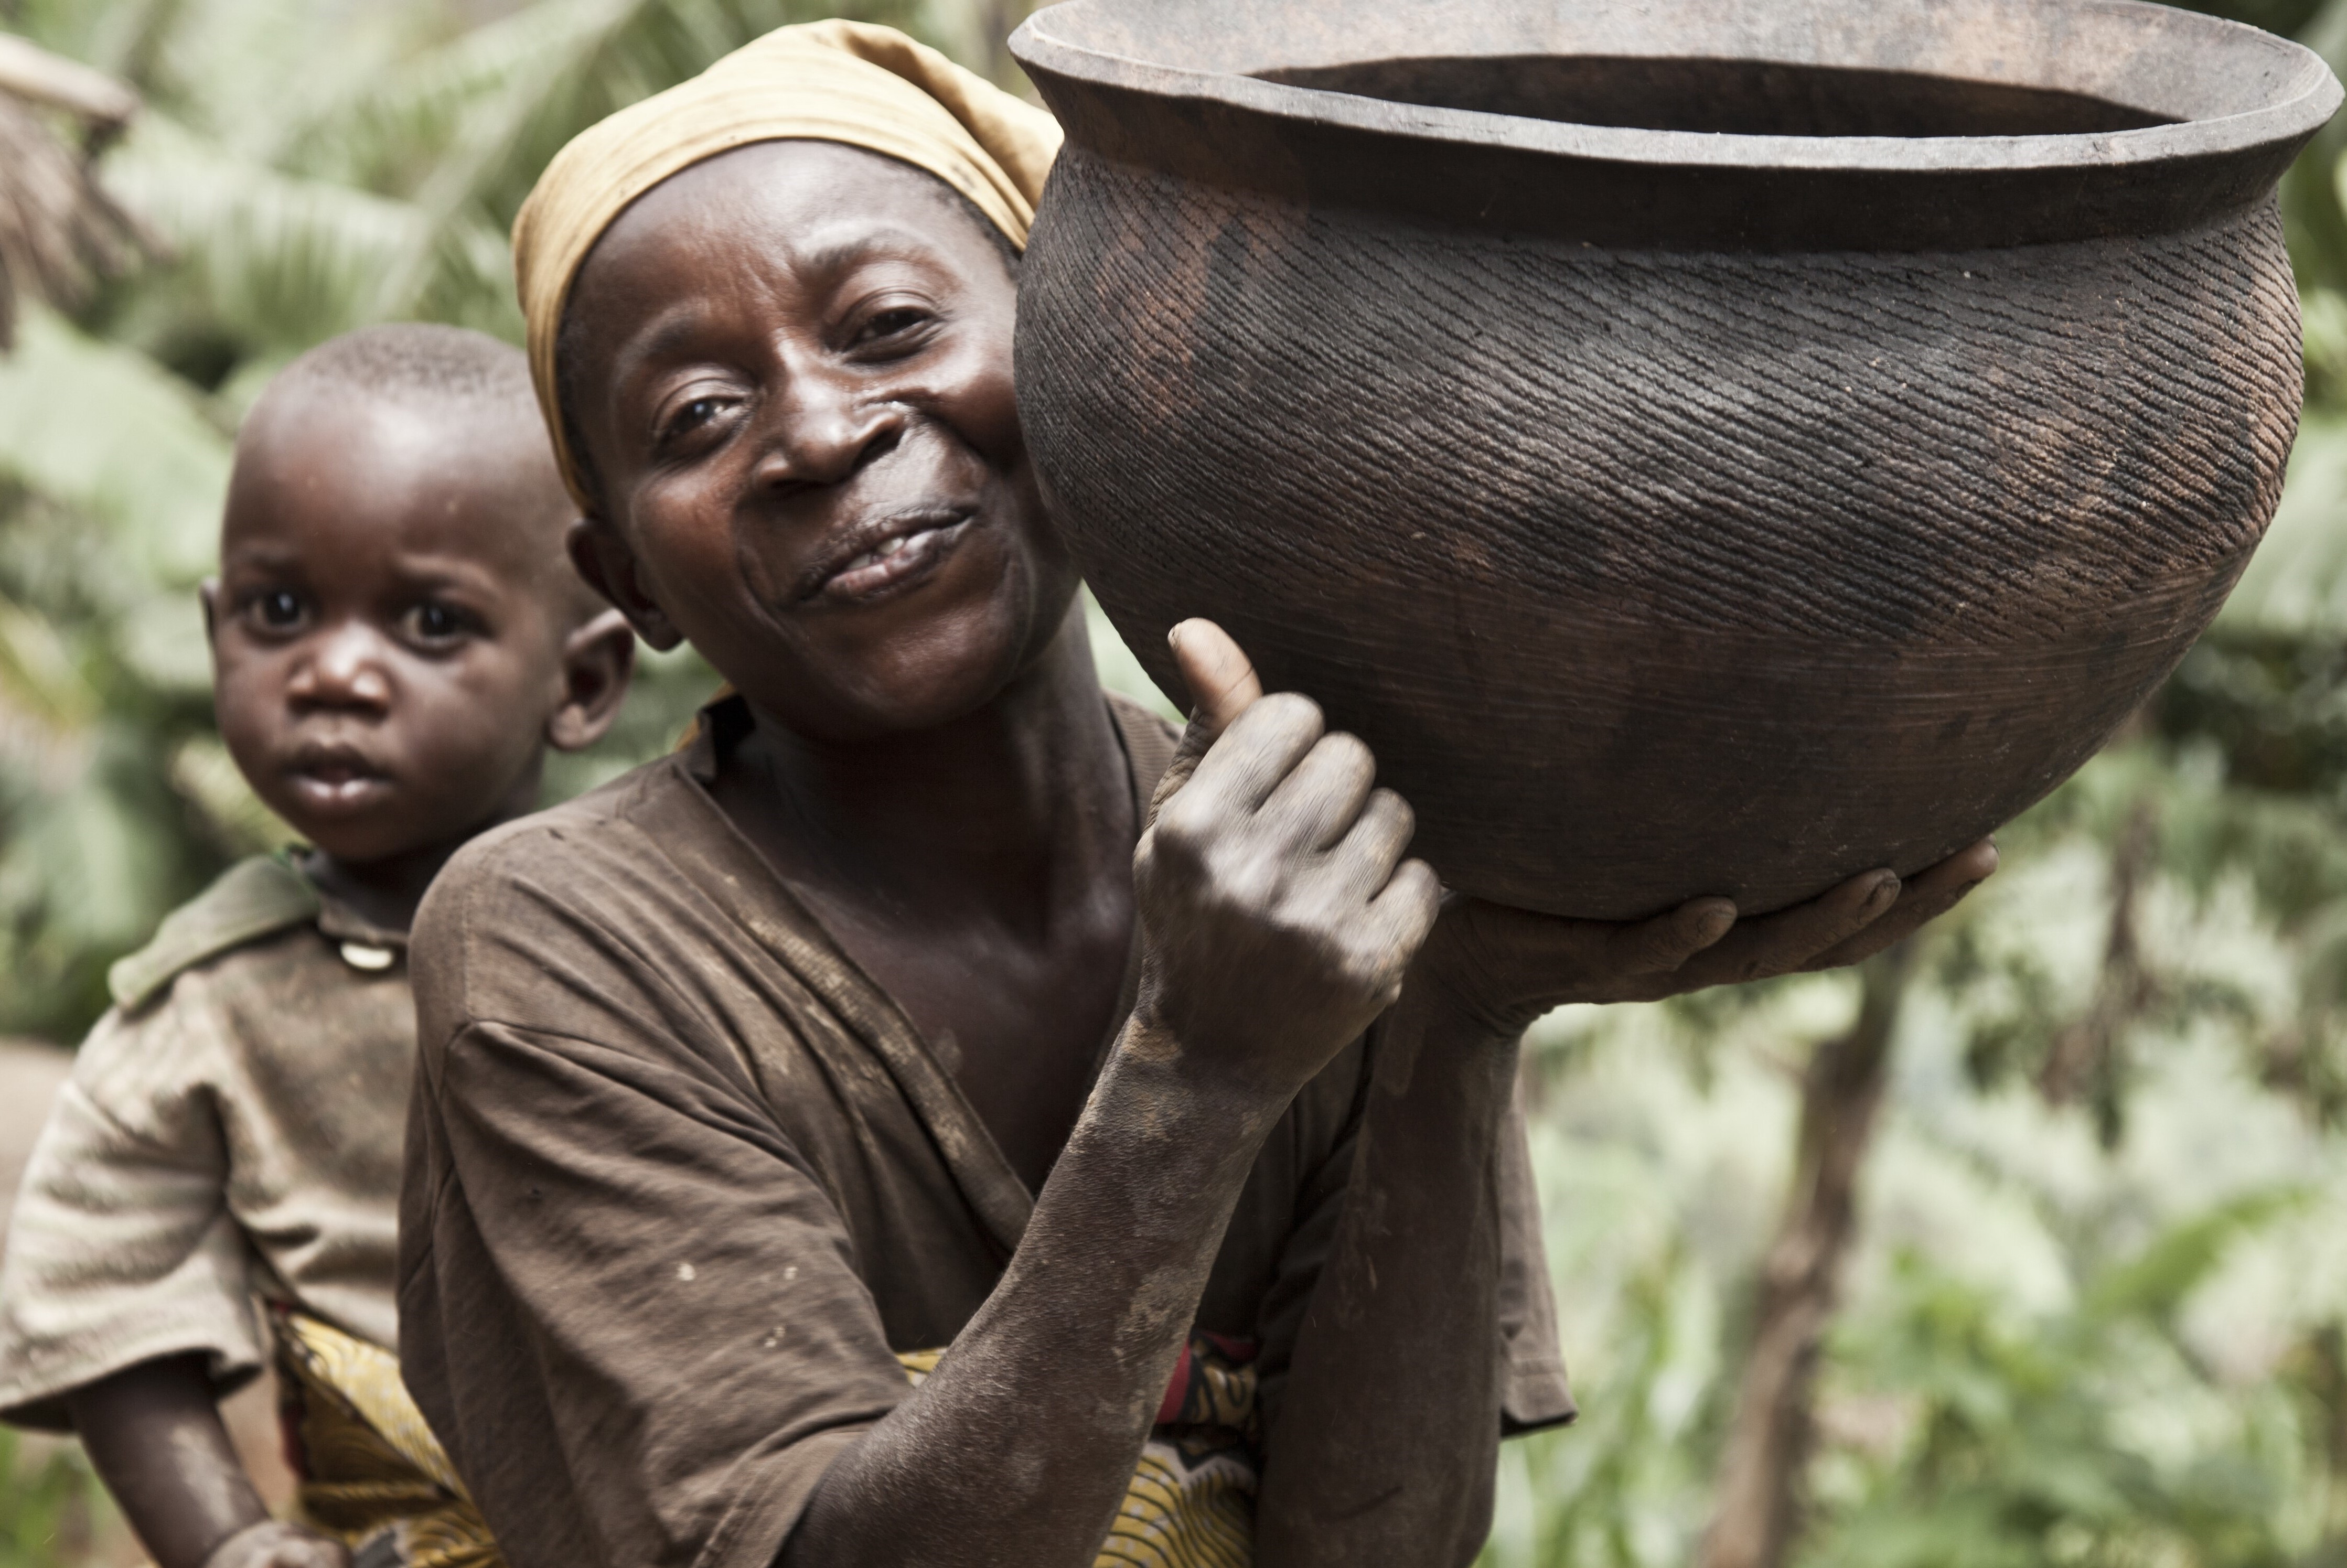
left=589, top=141, right=993, bottom=288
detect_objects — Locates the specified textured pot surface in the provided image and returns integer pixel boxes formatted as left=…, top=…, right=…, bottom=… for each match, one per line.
left=1010, top=0, right=2341, bottom=918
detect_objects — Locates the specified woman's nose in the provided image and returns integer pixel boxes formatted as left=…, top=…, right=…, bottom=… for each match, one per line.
left=286, top=622, right=394, bottom=712
left=751, top=366, right=905, bottom=492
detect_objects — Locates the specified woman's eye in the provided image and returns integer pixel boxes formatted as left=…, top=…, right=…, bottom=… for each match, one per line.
left=660, top=395, right=733, bottom=447
left=248, top=590, right=305, bottom=630
left=856, top=308, right=929, bottom=345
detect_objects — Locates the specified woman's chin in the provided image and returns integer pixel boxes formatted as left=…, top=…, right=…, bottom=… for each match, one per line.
left=768, top=614, right=1059, bottom=742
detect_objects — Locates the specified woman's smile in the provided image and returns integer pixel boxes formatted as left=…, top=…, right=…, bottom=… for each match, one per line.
left=799, top=507, right=977, bottom=604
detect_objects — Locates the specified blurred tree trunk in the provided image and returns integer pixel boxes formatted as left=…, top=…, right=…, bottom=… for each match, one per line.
left=2038, top=798, right=2158, bottom=1143
left=1696, top=944, right=1917, bottom=1568
left=2306, top=1322, right=2347, bottom=1554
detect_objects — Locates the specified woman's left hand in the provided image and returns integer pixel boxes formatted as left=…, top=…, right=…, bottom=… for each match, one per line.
left=1414, top=841, right=1999, bottom=1037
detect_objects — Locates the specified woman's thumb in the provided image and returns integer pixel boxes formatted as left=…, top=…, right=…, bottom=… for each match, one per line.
left=1143, top=619, right=1264, bottom=829
left=1170, top=618, right=1262, bottom=734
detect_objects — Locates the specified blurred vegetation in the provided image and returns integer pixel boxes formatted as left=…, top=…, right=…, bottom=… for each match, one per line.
left=2, top=0, right=2346, bottom=1565
left=0, top=1431, right=101, bottom=1568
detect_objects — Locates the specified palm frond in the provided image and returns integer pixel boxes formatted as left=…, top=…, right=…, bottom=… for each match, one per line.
left=312, top=0, right=935, bottom=322
left=100, top=112, right=434, bottom=357
left=0, top=34, right=147, bottom=349
left=0, top=32, right=139, bottom=122
left=0, top=305, right=230, bottom=585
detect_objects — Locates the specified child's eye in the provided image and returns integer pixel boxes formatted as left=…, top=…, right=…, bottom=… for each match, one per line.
left=245, top=590, right=307, bottom=632
left=404, top=602, right=471, bottom=645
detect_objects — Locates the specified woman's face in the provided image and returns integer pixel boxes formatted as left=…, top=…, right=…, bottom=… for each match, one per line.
left=564, top=139, right=1077, bottom=743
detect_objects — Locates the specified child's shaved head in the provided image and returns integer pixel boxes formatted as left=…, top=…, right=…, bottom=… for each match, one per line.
left=241, top=324, right=605, bottom=627
left=272, top=321, right=536, bottom=416
left=209, top=323, right=631, bottom=879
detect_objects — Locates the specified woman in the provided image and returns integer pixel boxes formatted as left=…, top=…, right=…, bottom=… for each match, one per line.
left=397, top=23, right=1994, bottom=1568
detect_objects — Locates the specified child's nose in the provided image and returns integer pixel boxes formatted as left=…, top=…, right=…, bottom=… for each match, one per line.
left=288, top=623, right=394, bottom=710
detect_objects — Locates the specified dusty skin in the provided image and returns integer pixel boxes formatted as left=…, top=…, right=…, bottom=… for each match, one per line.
left=62, top=356, right=635, bottom=1568
left=508, top=137, right=2001, bottom=1568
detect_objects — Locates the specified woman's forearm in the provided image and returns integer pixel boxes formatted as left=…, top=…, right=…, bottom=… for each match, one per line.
left=1254, top=989, right=1524, bottom=1568
left=783, top=1018, right=1284, bottom=1568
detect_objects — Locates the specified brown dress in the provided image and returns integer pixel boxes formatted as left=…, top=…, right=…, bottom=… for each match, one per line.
left=399, top=693, right=1572, bottom=1568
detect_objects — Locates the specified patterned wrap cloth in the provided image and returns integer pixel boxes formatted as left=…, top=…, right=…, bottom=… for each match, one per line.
left=271, top=1311, right=499, bottom=1568
left=899, top=1336, right=1260, bottom=1568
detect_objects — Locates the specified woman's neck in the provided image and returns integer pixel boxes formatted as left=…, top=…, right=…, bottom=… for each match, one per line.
left=721, top=611, right=1135, bottom=942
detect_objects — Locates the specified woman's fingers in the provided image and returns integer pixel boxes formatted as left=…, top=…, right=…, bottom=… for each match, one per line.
left=1321, top=787, right=1418, bottom=901
left=1171, top=693, right=1326, bottom=822
left=1679, top=868, right=1901, bottom=984
left=1798, top=839, right=1998, bottom=972
left=1603, top=896, right=1738, bottom=978
left=1260, top=732, right=1378, bottom=852
left=1362, top=857, right=1444, bottom=979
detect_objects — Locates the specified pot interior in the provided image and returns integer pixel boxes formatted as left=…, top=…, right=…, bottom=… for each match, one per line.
left=1027, top=0, right=2324, bottom=132
left=1258, top=56, right=2176, bottom=138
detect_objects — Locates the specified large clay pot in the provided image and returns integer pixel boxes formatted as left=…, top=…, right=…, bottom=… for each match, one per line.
left=1010, top=0, right=2341, bottom=918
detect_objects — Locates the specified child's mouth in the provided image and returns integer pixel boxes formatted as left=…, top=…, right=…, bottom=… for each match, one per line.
left=286, top=749, right=389, bottom=812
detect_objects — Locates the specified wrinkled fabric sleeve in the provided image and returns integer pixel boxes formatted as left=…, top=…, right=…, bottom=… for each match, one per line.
left=401, top=1018, right=912, bottom=1568
left=1497, top=1079, right=1574, bottom=1433
left=0, top=1001, right=261, bottom=1430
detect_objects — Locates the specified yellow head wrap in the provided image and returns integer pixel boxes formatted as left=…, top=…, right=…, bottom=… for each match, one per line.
left=511, top=19, right=1062, bottom=509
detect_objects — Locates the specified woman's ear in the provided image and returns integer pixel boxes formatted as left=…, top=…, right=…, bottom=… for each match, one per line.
left=568, top=516, right=683, bottom=651
left=546, top=609, right=638, bottom=753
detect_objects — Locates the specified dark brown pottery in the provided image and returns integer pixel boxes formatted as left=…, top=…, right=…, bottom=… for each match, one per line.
left=1009, top=0, right=2342, bottom=918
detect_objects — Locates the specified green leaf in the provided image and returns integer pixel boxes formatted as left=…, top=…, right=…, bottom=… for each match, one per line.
left=0, top=306, right=230, bottom=585
left=2220, top=413, right=2347, bottom=637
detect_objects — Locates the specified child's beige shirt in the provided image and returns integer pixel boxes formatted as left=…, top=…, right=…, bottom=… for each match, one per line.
left=0, top=855, right=412, bottom=1428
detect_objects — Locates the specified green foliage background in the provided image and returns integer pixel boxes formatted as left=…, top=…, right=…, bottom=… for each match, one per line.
left=0, top=0, right=2345, bottom=1563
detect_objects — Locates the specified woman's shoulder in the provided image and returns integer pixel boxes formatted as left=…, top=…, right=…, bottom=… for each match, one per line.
left=1104, top=689, right=1182, bottom=800
left=413, top=754, right=710, bottom=982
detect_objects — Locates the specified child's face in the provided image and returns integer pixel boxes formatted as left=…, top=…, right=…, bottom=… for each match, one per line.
left=563, top=139, right=1079, bottom=745
left=207, top=396, right=582, bottom=867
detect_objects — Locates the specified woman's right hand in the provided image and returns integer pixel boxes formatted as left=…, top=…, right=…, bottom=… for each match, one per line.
left=1130, top=620, right=1441, bottom=1099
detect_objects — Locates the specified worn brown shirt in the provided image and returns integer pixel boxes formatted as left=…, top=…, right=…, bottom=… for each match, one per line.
left=0, top=855, right=412, bottom=1429
left=400, top=693, right=1570, bottom=1568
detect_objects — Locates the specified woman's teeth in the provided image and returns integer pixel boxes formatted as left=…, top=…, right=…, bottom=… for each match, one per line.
left=846, top=535, right=915, bottom=572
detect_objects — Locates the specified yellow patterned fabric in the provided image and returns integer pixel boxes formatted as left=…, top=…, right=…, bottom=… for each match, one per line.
left=897, top=1334, right=1259, bottom=1568
left=272, top=1310, right=503, bottom=1568
left=277, top=1308, right=1250, bottom=1567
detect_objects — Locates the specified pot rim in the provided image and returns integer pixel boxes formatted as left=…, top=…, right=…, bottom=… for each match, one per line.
left=1011, top=0, right=2341, bottom=178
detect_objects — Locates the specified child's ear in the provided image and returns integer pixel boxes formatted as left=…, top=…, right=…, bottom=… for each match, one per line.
left=568, top=517, right=683, bottom=651
left=546, top=609, right=637, bottom=753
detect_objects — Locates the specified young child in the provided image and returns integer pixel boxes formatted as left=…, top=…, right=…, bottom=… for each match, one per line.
left=0, top=323, right=634, bottom=1568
